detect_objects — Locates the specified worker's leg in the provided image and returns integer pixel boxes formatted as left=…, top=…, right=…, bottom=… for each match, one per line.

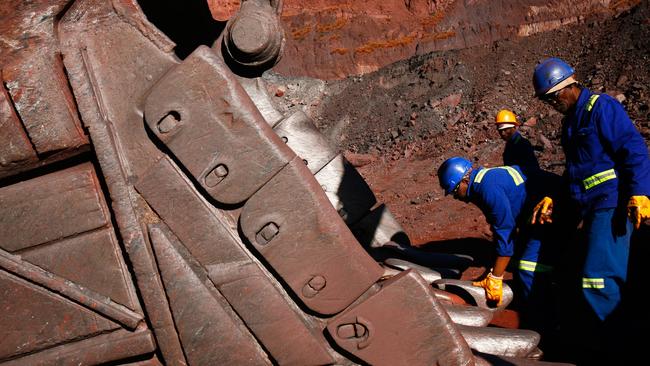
left=517, top=228, right=557, bottom=337
left=517, top=225, right=556, bottom=297
left=582, top=208, right=631, bottom=321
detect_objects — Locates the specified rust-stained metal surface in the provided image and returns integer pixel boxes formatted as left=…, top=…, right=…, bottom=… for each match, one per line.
left=0, top=0, right=89, bottom=179
left=327, top=270, right=474, bottom=366
left=143, top=46, right=295, bottom=205
left=384, top=257, right=443, bottom=283
left=0, top=163, right=148, bottom=363
left=148, top=224, right=272, bottom=365
left=459, top=325, right=541, bottom=358
left=0, top=0, right=573, bottom=364
left=444, top=303, right=494, bottom=327
left=240, top=156, right=384, bottom=315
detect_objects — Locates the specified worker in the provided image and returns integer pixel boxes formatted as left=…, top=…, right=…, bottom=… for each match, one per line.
left=437, top=157, right=558, bottom=319
left=495, top=109, right=540, bottom=176
left=531, top=57, right=650, bottom=358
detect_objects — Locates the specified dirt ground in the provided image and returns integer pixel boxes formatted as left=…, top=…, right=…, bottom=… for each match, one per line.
left=264, top=3, right=650, bottom=363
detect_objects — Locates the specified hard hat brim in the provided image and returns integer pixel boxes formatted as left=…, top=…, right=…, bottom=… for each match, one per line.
left=496, top=123, right=517, bottom=130
left=546, top=76, right=577, bottom=94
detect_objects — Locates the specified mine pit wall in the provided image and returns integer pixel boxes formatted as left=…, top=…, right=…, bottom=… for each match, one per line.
left=270, top=0, right=642, bottom=79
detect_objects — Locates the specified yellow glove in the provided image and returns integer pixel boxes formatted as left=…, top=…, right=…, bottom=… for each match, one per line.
left=628, top=195, right=650, bottom=230
left=531, top=196, right=553, bottom=224
left=472, top=272, right=503, bottom=306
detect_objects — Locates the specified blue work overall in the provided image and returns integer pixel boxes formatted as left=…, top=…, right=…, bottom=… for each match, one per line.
left=467, top=166, right=555, bottom=296
left=562, top=89, right=650, bottom=321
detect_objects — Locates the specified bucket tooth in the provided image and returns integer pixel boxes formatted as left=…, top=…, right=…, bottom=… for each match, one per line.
left=459, top=325, right=540, bottom=358
left=443, top=304, right=494, bottom=327
left=435, top=279, right=514, bottom=311
left=383, top=258, right=442, bottom=283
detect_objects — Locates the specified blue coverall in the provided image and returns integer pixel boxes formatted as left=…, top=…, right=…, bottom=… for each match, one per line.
left=503, top=131, right=540, bottom=176
left=561, top=88, right=650, bottom=321
left=466, top=166, right=554, bottom=297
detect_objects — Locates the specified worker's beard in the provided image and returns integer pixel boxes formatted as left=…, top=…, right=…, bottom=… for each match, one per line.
left=553, top=102, right=570, bottom=114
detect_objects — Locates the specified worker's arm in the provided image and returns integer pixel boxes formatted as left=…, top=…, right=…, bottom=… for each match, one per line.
left=528, top=170, right=565, bottom=225
left=491, top=256, right=511, bottom=278
left=472, top=186, right=515, bottom=306
left=594, top=97, right=650, bottom=228
left=473, top=255, right=510, bottom=306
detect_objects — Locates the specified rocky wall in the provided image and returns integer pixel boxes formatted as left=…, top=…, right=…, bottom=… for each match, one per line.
left=209, top=0, right=641, bottom=79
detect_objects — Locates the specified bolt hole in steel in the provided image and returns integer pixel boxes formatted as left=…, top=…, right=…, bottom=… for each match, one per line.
left=336, top=317, right=373, bottom=349
left=308, top=275, right=326, bottom=291
left=281, top=136, right=288, bottom=143
left=256, top=222, right=279, bottom=245
left=336, top=323, right=368, bottom=339
left=302, top=275, right=326, bottom=298
left=204, top=164, right=228, bottom=187
left=157, top=111, right=181, bottom=133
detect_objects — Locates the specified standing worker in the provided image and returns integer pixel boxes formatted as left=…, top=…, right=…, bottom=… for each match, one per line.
left=531, top=57, right=650, bottom=360
left=495, top=109, right=540, bottom=176
left=437, top=157, right=557, bottom=326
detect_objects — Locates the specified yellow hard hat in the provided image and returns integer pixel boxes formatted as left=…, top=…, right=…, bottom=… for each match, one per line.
left=495, top=109, right=519, bottom=129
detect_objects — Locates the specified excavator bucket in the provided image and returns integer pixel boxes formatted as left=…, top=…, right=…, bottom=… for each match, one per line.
left=0, top=1, right=573, bottom=365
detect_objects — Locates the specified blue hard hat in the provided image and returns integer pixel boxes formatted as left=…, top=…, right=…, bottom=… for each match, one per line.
left=532, top=57, right=575, bottom=96
left=438, top=157, right=472, bottom=195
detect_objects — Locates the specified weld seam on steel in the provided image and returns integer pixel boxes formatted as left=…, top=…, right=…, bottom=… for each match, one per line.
left=0, top=248, right=143, bottom=329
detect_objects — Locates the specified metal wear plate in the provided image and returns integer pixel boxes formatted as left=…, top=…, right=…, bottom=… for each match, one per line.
left=217, top=268, right=335, bottom=365
left=143, top=46, right=295, bottom=204
left=240, top=157, right=383, bottom=315
left=0, top=163, right=109, bottom=252
left=326, top=270, right=473, bottom=366
left=149, top=224, right=272, bottom=365
left=0, top=85, right=37, bottom=173
left=135, top=156, right=250, bottom=267
left=0, top=268, right=119, bottom=359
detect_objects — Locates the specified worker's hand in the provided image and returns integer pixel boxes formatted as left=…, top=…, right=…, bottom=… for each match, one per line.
left=628, top=195, right=650, bottom=230
left=472, top=271, right=503, bottom=306
left=531, top=196, right=553, bottom=224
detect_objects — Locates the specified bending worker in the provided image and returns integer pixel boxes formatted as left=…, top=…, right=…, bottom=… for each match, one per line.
left=531, top=57, right=650, bottom=324
left=495, top=109, right=540, bottom=175
left=437, top=157, right=557, bottom=319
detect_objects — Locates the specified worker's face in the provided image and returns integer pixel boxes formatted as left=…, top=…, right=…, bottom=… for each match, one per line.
left=540, top=85, right=573, bottom=114
left=452, top=179, right=470, bottom=202
left=497, top=127, right=516, bottom=141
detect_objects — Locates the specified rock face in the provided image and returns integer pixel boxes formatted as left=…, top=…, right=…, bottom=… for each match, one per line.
left=210, top=0, right=640, bottom=79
